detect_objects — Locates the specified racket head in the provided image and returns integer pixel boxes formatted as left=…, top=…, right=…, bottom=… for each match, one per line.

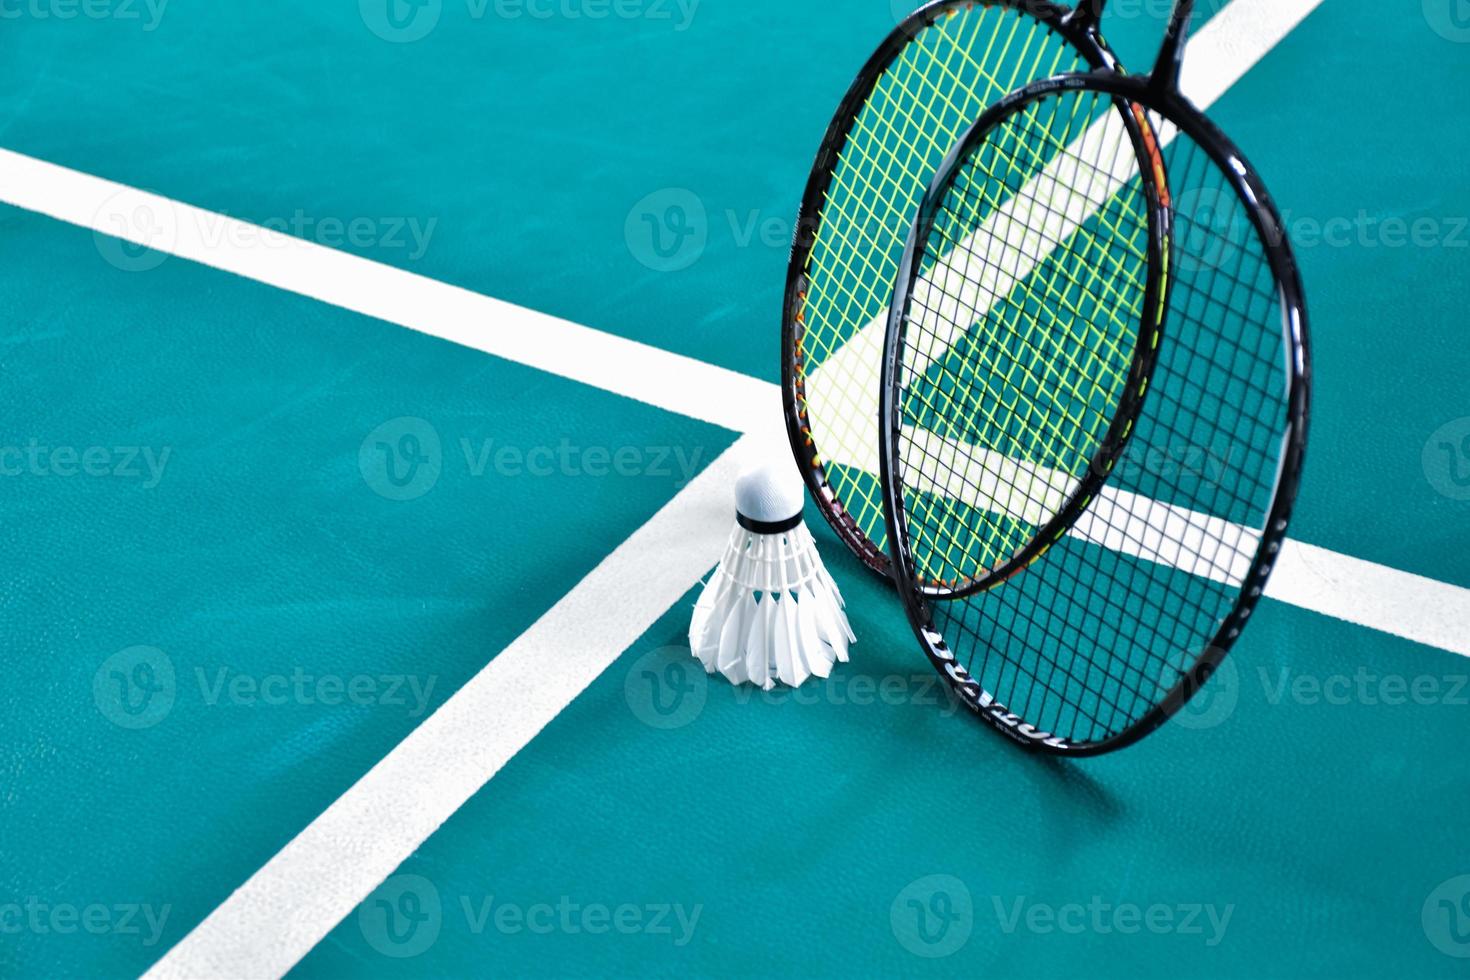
left=880, top=71, right=1310, bottom=755
left=883, top=85, right=1170, bottom=599
left=782, top=0, right=1122, bottom=577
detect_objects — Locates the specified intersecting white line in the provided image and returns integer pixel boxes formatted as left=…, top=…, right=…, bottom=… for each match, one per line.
left=138, top=438, right=749, bottom=980
left=1, top=3, right=1459, bottom=978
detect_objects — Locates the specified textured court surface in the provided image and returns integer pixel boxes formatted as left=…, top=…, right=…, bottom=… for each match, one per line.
left=2, top=1, right=1469, bottom=976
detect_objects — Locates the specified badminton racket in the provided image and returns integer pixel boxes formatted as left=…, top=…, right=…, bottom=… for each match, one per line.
left=880, top=0, right=1310, bottom=754
left=782, top=0, right=1152, bottom=576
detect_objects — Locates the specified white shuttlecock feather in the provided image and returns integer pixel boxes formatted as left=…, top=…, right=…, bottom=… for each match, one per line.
left=689, top=458, right=855, bottom=689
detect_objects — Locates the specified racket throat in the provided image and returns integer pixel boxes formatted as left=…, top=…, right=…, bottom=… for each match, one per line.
left=1065, top=0, right=1106, bottom=34
left=1150, top=0, right=1197, bottom=96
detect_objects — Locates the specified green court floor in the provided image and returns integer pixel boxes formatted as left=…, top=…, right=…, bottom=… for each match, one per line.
left=2, top=1, right=1468, bottom=977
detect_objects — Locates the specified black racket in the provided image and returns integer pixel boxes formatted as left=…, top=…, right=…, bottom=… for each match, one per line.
left=880, top=0, right=1310, bottom=754
left=783, top=0, right=1148, bottom=577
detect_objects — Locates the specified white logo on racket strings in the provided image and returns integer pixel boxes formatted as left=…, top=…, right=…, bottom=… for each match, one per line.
left=921, top=628, right=1067, bottom=748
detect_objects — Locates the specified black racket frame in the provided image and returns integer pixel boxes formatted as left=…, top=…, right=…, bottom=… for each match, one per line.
left=781, top=0, right=1118, bottom=579
left=878, top=9, right=1311, bottom=755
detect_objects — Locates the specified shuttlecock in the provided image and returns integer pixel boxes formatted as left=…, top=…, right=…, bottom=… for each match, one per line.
left=689, top=457, right=855, bottom=689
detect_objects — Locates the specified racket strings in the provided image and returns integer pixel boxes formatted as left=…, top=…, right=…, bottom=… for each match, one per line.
left=897, top=89, right=1154, bottom=585
left=910, top=97, right=1146, bottom=435
left=803, top=33, right=991, bottom=535
left=806, top=16, right=1059, bottom=393
left=902, top=91, right=1151, bottom=395
left=922, top=101, right=1292, bottom=745
left=905, top=132, right=1135, bottom=527
left=795, top=7, right=1092, bottom=555
left=917, top=103, right=1147, bottom=409
left=914, top=142, right=1137, bottom=395
left=802, top=19, right=1005, bottom=540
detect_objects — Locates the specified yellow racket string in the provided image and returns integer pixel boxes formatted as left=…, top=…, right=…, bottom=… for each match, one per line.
left=899, top=87, right=1154, bottom=585
left=795, top=7, right=1093, bottom=554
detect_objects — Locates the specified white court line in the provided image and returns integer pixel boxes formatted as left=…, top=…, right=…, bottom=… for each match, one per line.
left=844, top=430, right=1470, bottom=657
left=0, top=1, right=1457, bottom=976
left=1271, top=541, right=1470, bottom=656
left=142, top=438, right=748, bottom=980
left=0, top=148, right=776, bottom=440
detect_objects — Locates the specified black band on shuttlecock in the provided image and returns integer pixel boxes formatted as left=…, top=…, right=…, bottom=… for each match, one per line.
left=737, top=512, right=802, bottom=534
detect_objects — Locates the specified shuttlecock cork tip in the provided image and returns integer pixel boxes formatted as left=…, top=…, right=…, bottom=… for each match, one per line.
left=734, top=458, right=805, bottom=531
